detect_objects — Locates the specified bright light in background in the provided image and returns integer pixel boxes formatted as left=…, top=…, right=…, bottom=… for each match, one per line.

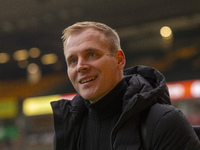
left=167, top=83, right=185, bottom=100
left=23, top=95, right=60, bottom=116
left=191, top=80, right=200, bottom=98
left=27, top=63, right=41, bottom=84
left=27, top=63, right=39, bottom=74
left=160, top=26, right=173, bottom=39
left=41, top=53, right=58, bottom=65
left=13, top=49, right=29, bottom=61
left=0, top=53, right=10, bottom=63
left=29, top=47, right=41, bottom=58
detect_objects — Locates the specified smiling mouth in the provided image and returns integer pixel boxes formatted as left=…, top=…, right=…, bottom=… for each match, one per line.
left=80, top=76, right=97, bottom=84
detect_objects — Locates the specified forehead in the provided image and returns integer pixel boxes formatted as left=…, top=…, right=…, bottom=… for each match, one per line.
left=64, top=28, right=108, bottom=54
left=67, top=28, right=105, bottom=44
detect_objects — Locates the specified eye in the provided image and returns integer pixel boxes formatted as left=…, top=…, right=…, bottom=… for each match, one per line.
left=88, top=52, right=95, bottom=58
left=71, top=59, right=77, bottom=64
left=67, top=58, right=77, bottom=67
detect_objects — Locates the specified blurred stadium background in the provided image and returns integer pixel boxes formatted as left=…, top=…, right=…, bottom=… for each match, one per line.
left=0, top=0, right=200, bottom=149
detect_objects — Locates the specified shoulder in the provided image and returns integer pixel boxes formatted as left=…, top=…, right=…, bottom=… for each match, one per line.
left=148, top=103, right=175, bottom=119
left=146, top=103, right=200, bottom=149
left=51, top=99, right=71, bottom=114
left=51, top=94, right=85, bottom=118
left=146, top=103, right=192, bottom=136
left=146, top=103, right=178, bottom=143
left=51, top=99, right=72, bottom=123
left=147, top=103, right=190, bottom=133
left=51, top=94, right=85, bottom=113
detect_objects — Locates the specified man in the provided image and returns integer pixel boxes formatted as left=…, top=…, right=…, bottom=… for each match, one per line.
left=51, top=21, right=200, bottom=150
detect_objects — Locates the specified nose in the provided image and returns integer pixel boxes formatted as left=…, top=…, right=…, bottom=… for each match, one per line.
left=77, top=58, right=89, bottom=73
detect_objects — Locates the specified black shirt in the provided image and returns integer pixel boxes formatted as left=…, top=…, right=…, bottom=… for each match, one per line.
left=79, top=79, right=128, bottom=150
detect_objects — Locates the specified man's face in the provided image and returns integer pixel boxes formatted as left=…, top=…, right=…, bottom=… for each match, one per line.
left=64, top=28, right=124, bottom=103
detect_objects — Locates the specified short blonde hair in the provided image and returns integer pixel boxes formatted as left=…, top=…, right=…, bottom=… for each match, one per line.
left=62, top=21, right=121, bottom=53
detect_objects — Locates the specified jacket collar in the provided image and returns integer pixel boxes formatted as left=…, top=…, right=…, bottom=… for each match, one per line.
left=84, top=78, right=128, bottom=120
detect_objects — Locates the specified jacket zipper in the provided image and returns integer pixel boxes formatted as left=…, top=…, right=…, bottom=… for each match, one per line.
left=90, top=108, right=101, bottom=150
left=110, top=97, right=138, bottom=150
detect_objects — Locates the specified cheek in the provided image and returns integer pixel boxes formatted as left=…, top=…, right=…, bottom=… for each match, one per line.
left=67, top=69, right=75, bottom=82
left=102, top=61, right=117, bottom=74
left=100, top=66, right=117, bottom=84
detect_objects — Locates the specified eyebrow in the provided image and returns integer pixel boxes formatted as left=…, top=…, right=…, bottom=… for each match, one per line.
left=66, top=55, right=75, bottom=62
left=84, top=48, right=101, bottom=52
left=66, top=48, right=101, bottom=61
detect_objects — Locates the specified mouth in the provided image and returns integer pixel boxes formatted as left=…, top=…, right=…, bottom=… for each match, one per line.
left=80, top=76, right=97, bottom=84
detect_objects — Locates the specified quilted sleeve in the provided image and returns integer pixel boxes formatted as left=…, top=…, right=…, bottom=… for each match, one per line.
left=151, top=108, right=200, bottom=150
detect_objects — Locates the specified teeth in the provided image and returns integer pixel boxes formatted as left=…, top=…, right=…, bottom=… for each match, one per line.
left=81, top=77, right=96, bottom=84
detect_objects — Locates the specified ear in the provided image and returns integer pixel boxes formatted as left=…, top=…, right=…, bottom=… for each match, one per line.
left=115, top=50, right=126, bottom=69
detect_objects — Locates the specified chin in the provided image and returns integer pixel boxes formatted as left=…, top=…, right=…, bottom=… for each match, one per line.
left=82, top=94, right=98, bottom=103
left=81, top=93, right=94, bottom=100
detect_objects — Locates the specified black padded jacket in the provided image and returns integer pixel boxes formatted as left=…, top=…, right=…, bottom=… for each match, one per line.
left=51, top=65, right=200, bottom=150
